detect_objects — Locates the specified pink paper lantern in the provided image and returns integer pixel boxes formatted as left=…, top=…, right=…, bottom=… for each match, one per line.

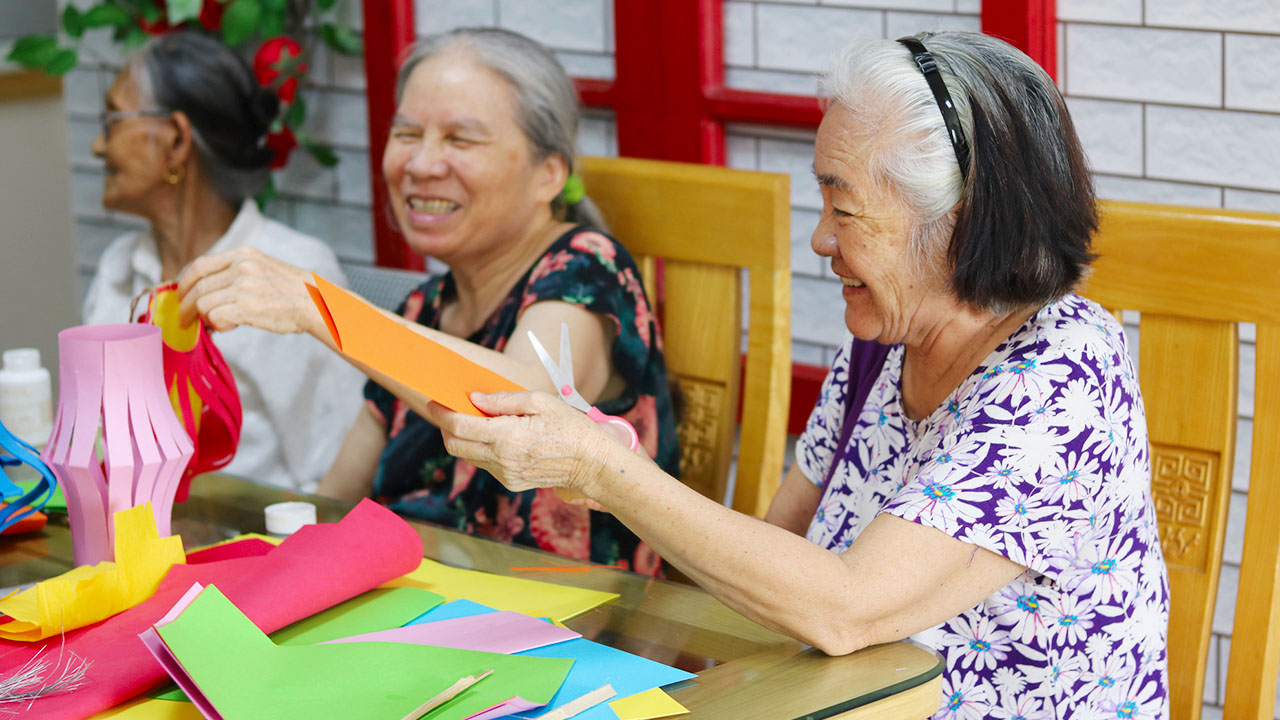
left=43, top=325, right=193, bottom=566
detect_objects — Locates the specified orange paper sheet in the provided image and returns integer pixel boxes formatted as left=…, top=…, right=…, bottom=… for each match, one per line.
left=307, top=275, right=524, bottom=416
left=0, top=503, right=185, bottom=641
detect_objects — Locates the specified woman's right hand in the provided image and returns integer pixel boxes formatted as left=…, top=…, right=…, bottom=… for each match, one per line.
left=176, top=246, right=325, bottom=339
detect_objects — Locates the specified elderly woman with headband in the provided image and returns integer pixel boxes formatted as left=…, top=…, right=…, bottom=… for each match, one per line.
left=429, top=31, right=1170, bottom=717
left=84, top=31, right=362, bottom=493
left=177, top=28, right=680, bottom=575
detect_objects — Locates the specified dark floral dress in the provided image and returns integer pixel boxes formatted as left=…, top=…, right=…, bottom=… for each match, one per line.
left=364, top=226, right=680, bottom=575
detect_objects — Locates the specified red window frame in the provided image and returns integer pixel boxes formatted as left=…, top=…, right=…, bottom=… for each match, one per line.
left=362, top=0, right=1057, bottom=433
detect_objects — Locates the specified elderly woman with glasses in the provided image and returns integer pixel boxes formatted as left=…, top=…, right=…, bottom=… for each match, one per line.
left=83, top=31, right=363, bottom=493
left=428, top=32, right=1170, bottom=718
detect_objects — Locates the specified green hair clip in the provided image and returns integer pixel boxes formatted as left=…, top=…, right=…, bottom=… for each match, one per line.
left=561, top=174, right=585, bottom=205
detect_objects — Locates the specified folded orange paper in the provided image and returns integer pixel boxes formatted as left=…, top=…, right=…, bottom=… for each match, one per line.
left=306, top=275, right=525, bottom=416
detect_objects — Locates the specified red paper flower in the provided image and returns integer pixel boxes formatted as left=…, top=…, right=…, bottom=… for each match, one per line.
left=265, top=125, right=297, bottom=169
left=138, top=0, right=223, bottom=35
left=253, top=36, right=307, bottom=104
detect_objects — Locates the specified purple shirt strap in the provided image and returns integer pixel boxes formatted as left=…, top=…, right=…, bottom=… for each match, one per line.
left=821, top=339, right=892, bottom=488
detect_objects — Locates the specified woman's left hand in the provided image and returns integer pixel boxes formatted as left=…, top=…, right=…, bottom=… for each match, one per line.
left=424, top=391, right=621, bottom=504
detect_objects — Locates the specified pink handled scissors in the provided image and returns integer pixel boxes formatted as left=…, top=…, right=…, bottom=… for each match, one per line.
left=527, top=323, right=640, bottom=452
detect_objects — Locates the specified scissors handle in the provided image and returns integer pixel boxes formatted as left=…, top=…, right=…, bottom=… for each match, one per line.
left=586, top=408, right=640, bottom=452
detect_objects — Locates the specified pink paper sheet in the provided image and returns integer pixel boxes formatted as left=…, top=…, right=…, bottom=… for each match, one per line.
left=139, top=584, right=220, bottom=720
left=0, top=499, right=422, bottom=720
left=324, top=610, right=579, bottom=654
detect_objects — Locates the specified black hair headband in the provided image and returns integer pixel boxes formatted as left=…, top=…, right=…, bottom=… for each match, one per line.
left=897, top=36, right=970, bottom=180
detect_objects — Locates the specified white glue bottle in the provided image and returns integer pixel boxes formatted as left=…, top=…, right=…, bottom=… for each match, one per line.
left=0, top=348, right=54, bottom=484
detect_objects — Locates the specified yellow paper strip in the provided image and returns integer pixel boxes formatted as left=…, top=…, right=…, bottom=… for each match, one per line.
left=0, top=504, right=185, bottom=641
left=608, top=688, right=690, bottom=720
left=384, top=558, right=617, bottom=622
left=93, top=696, right=205, bottom=719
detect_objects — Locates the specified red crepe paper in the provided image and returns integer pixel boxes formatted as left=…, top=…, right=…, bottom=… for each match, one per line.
left=184, top=537, right=277, bottom=565
left=135, top=283, right=242, bottom=502
left=0, top=499, right=422, bottom=719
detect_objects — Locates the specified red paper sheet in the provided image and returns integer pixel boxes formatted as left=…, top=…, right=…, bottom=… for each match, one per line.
left=0, top=499, right=422, bottom=719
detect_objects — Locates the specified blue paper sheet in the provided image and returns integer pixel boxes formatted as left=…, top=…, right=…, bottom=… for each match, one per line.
left=512, top=639, right=696, bottom=718
left=406, top=598, right=499, bottom=625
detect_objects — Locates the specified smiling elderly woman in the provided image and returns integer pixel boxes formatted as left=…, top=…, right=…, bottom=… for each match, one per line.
left=428, top=31, right=1170, bottom=719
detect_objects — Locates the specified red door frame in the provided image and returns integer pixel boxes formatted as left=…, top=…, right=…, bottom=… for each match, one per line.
left=362, top=0, right=1058, bottom=431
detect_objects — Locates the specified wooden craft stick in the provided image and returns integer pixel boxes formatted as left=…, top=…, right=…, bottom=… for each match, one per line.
left=539, top=684, right=618, bottom=720
left=400, top=669, right=494, bottom=720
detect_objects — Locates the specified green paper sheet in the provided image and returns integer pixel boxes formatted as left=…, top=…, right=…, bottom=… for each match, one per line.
left=151, top=586, right=444, bottom=701
left=155, top=586, right=574, bottom=720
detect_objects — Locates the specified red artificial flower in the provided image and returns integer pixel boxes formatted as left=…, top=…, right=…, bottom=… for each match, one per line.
left=138, top=0, right=173, bottom=36
left=253, top=36, right=307, bottom=105
left=265, top=126, right=297, bottom=169
left=199, top=0, right=225, bottom=31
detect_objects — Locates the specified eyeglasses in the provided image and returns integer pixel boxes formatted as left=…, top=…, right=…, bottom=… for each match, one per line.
left=897, top=36, right=971, bottom=180
left=99, top=109, right=170, bottom=139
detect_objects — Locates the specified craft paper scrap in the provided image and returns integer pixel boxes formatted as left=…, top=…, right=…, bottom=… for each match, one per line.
left=0, top=503, right=184, bottom=641
left=387, top=558, right=617, bottom=622
left=606, top=688, right=689, bottom=720
left=13, top=479, right=66, bottom=513
left=0, top=499, right=423, bottom=720
left=513, top=639, right=696, bottom=719
left=307, top=274, right=525, bottom=415
left=327, top=610, right=579, bottom=654
left=152, top=585, right=574, bottom=720
left=150, top=586, right=443, bottom=702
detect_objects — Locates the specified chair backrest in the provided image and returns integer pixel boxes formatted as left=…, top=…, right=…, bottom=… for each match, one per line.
left=579, top=156, right=791, bottom=516
left=1080, top=201, right=1280, bottom=720
left=341, top=263, right=429, bottom=312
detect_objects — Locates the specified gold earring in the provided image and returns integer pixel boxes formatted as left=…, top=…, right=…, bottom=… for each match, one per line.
left=165, top=165, right=185, bottom=185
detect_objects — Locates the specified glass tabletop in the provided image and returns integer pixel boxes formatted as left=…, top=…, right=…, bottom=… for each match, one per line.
left=0, top=474, right=943, bottom=720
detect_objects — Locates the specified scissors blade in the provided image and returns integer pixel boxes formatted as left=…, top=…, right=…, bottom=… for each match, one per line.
left=557, top=322, right=575, bottom=387
left=527, top=330, right=566, bottom=386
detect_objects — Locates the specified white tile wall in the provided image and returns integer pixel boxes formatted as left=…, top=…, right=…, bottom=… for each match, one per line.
left=1066, top=24, right=1222, bottom=107
left=1147, top=0, right=1280, bottom=35
left=1065, top=98, right=1144, bottom=176
left=1225, top=34, right=1280, bottom=113
left=1147, top=106, right=1280, bottom=192
left=756, top=5, right=882, bottom=73
left=1058, top=0, right=1142, bottom=25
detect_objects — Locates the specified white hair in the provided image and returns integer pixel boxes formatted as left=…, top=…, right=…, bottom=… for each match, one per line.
left=818, top=35, right=969, bottom=277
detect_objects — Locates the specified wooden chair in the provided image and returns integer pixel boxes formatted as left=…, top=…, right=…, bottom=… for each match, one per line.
left=1080, top=201, right=1280, bottom=720
left=579, top=156, right=792, bottom=516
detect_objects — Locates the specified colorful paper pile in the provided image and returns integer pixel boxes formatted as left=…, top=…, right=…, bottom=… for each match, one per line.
left=144, top=584, right=575, bottom=720
left=0, top=499, right=422, bottom=719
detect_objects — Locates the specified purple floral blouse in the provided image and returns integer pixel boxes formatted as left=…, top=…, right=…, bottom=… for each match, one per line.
left=797, top=293, right=1170, bottom=719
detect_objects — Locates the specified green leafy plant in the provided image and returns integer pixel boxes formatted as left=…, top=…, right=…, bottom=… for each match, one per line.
left=8, top=0, right=364, bottom=193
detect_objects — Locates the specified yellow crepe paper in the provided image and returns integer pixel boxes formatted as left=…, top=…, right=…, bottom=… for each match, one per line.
left=385, top=558, right=618, bottom=622
left=0, top=504, right=185, bottom=641
left=149, top=288, right=203, bottom=433
left=609, top=688, right=690, bottom=720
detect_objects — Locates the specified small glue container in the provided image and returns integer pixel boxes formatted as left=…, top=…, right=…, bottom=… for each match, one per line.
left=0, top=349, right=53, bottom=484
left=265, top=501, right=317, bottom=538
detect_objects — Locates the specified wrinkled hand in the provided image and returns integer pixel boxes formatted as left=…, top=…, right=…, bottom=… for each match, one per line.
left=176, top=246, right=321, bottom=336
left=424, top=391, right=624, bottom=510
